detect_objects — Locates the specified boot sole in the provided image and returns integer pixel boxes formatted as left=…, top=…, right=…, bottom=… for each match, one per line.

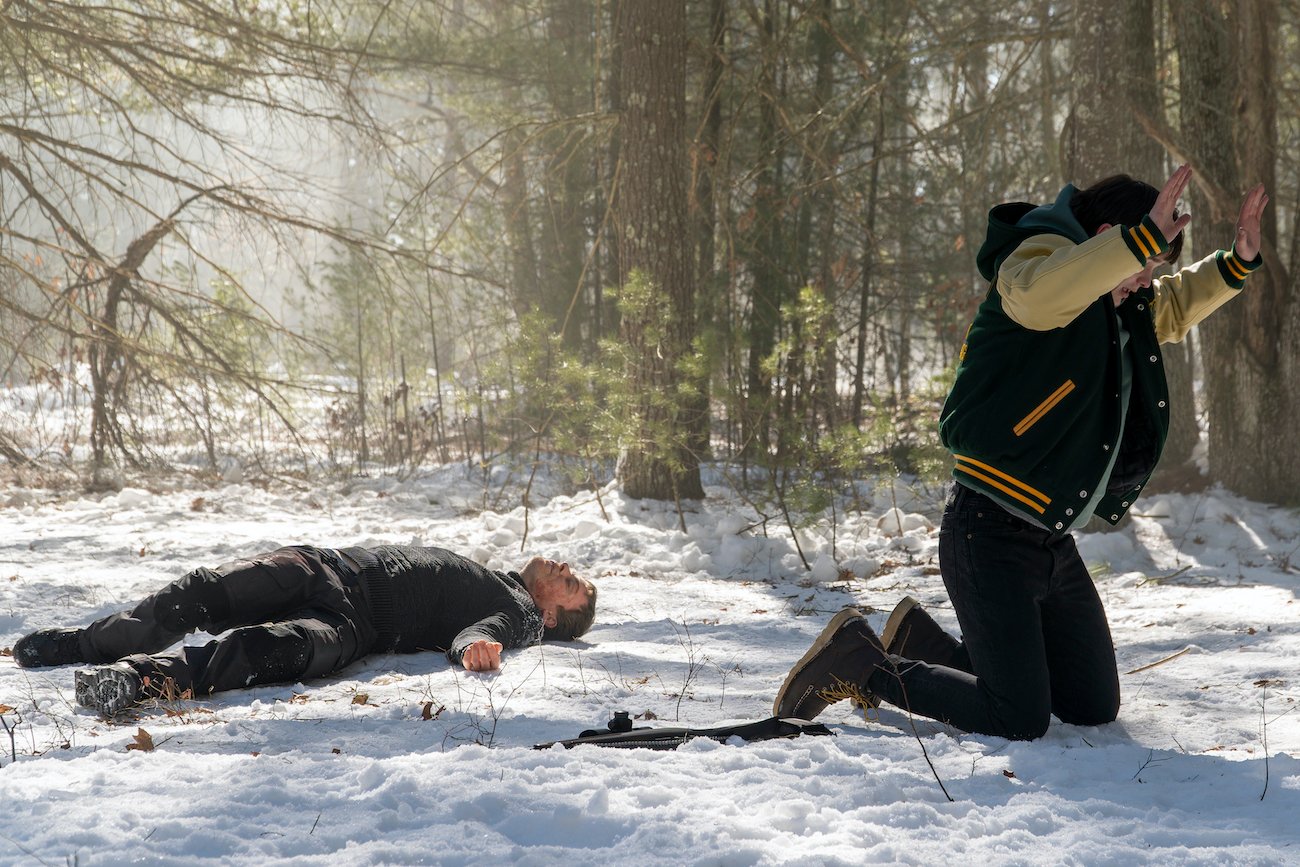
left=880, top=596, right=920, bottom=654
left=74, top=666, right=140, bottom=716
left=772, top=607, right=866, bottom=717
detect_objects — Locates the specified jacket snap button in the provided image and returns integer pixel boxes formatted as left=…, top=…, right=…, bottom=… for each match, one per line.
left=1137, top=304, right=1145, bottom=310
left=1111, top=514, right=1119, bottom=520
left=1158, top=400, right=1166, bottom=408
left=1079, top=491, right=1088, bottom=498
left=1054, top=522, right=1064, bottom=530
left=1121, top=501, right=1129, bottom=507
left=1149, top=355, right=1158, bottom=362
left=1065, top=508, right=1074, bottom=516
left=1103, top=444, right=1110, bottom=451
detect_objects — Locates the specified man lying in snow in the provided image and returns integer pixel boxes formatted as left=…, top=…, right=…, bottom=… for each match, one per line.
left=13, top=545, right=596, bottom=715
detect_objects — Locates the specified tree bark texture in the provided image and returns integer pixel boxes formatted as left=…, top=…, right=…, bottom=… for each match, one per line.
left=540, top=0, right=595, bottom=346
left=686, top=0, right=726, bottom=464
left=1175, top=0, right=1299, bottom=505
left=614, top=0, right=704, bottom=500
left=742, top=0, right=786, bottom=461
left=1067, top=0, right=1198, bottom=477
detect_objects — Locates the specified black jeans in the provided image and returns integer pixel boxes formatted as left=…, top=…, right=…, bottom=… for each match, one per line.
left=868, top=485, right=1120, bottom=739
left=79, top=546, right=378, bottom=698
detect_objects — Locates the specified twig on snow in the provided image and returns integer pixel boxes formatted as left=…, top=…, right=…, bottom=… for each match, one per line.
left=1124, top=645, right=1192, bottom=675
left=1260, top=684, right=1270, bottom=802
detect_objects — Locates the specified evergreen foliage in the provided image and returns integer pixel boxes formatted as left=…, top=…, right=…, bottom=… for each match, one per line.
left=0, top=0, right=1297, bottom=513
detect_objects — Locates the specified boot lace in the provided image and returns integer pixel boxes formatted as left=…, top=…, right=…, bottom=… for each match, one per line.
left=816, top=675, right=876, bottom=711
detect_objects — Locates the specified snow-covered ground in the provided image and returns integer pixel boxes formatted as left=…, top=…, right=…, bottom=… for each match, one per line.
left=1, top=466, right=1296, bottom=865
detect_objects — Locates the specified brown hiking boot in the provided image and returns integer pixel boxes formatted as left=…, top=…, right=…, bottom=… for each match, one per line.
left=772, top=608, right=886, bottom=721
left=880, top=596, right=963, bottom=667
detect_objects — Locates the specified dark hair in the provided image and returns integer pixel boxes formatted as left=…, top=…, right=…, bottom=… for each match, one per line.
left=544, top=578, right=597, bottom=642
left=1070, top=174, right=1184, bottom=262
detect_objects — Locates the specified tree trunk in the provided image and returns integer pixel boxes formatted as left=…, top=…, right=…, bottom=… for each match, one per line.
left=614, top=0, right=704, bottom=500
left=540, top=0, right=595, bottom=346
left=89, top=220, right=174, bottom=470
left=686, top=0, right=726, bottom=466
left=502, top=127, right=539, bottom=319
left=1175, top=0, right=1299, bottom=505
left=1065, top=0, right=1199, bottom=482
left=1064, top=0, right=1162, bottom=183
left=851, top=81, right=885, bottom=428
left=742, top=0, right=785, bottom=462
left=804, top=0, right=838, bottom=432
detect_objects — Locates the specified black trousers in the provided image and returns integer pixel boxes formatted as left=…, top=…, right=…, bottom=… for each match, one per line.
left=868, top=485, right=1121, bottom=740
left=78, top=546, right=378, bottom=698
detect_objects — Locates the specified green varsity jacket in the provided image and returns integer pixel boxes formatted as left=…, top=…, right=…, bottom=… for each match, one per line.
left=940, top=185, right=1259, bottom=531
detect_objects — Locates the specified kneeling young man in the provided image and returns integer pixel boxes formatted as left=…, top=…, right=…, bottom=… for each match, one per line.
left=15, top=545, right=596, bottom=715
left=775, top=166, right=1267, bottom=740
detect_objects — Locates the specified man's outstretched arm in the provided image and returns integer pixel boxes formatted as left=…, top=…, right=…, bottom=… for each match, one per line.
left=447, top=611, right=534, bottom=671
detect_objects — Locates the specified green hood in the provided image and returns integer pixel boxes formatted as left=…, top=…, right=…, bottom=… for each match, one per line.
left=975, top=184, right=1087, bottom=281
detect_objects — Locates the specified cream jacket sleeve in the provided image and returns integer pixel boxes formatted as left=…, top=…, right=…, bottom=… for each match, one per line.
left=997, top=226, right=1238, bottom=340
left=1149, top=256, right=1241, bottom=344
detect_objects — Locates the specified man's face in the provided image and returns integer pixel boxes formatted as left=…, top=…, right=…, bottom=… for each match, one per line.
left=520, top=557, right=588, bottom=613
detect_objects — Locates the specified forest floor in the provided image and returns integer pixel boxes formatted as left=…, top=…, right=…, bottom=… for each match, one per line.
left=1, top=464, right=1296, bottom=864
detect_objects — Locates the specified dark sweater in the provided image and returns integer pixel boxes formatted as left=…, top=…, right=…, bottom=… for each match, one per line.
left=338, top=545, right=544, bottom=664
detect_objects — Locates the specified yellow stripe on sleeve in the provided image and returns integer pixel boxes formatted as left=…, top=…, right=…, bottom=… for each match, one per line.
left=1224, top=254, right=1248, bottom=281
left=1129, top=227, right=1152, bottom=259
left=1138, top=224, right=1161, bottom=254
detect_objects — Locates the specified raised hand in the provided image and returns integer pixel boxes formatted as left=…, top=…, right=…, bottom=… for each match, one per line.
left=1233, top=184, right=1268, bottom=262
left=1150, top=164, right=1194, bottom=248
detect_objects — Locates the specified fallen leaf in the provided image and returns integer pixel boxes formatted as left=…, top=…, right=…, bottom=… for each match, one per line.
left=0, top=704, right=14, bottom=714
left=351, top=693, right=369, bottom=705
left=421, top=702, right=445, bottom=721
left=126, top=728, right=155, bottom=752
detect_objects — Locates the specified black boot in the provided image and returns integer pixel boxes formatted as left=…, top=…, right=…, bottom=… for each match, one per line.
left=772, top=608, right=886, bottom=721
left=74, top=662, right=143, bottom=716
left=880, top=596, right=963, bottom=668
left=13, top=628, right=86, bottom=668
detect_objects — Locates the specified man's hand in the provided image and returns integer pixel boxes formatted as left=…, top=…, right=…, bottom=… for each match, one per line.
left=1233, top=184, right=1269, bottom=262
left=1149, top=164, right=1194, bottom=249
left=461, top=639, right=502, bottom=672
